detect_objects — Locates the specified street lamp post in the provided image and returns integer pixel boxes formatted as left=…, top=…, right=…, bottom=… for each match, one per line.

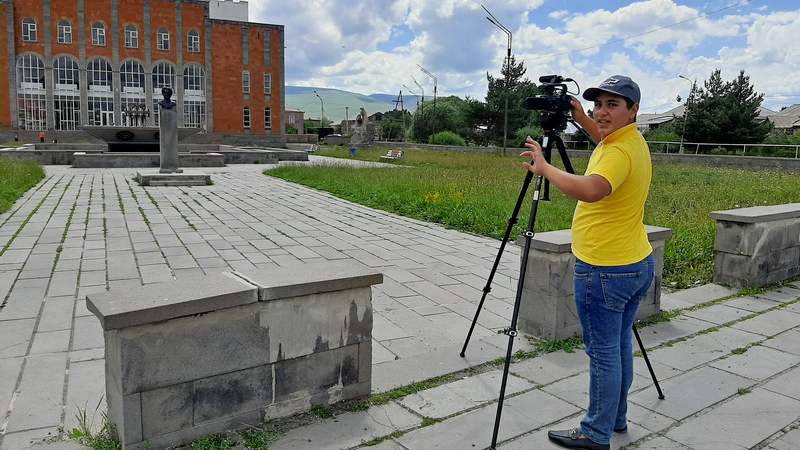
left=314, top=89, right=324, bottom=131
left=678, top=74, right=696, bottom=154
left=417, top=64, right=438, bottom=136
left=411, top=76, right=425, bottom=116
left=483, top=5, right=512, bottom=156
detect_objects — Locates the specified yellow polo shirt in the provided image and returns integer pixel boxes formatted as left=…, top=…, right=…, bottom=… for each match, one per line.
left=571, top=122, right=652, bottom=266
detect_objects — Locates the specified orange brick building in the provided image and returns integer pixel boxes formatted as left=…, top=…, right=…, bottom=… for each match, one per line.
left=0, top=0, right=284, bottom=135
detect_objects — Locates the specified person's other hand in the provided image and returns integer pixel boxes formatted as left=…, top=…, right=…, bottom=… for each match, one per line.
left=520, top=136, right=549, bottom=176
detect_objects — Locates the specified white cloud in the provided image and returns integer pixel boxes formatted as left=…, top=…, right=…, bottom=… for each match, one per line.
left=251, top=0, right=799, bottom=112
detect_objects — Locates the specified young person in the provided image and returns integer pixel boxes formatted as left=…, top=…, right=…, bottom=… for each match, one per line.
left=521, top=75, right=655, bottom=450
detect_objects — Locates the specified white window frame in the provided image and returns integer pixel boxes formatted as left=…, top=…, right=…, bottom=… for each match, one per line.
left=91, top=23, right=106, bottom=46
left=22, top=18, right=37, bottom=42
left=263, top=73, right=271, bottom=95
left=57, top=20, right=72, bottom=44
left=264, top=107, right=272, bottom=130
left=242, top=70, right=250, bottom=94
left=157, top=28, right=170, bottom=51
left=125, top=26, right=138, bottom=49
left=243, top=107, right=251, bottom=129
left=187, top=31, right=200, bottom=53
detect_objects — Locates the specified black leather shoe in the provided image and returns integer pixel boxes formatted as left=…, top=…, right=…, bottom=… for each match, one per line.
left=547, top=428, right=610, bottom=450
left=614, top=426, right=628, bottom=433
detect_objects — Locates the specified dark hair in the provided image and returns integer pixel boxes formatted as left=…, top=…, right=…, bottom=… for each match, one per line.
left=623, top=97, right=634, bottom=109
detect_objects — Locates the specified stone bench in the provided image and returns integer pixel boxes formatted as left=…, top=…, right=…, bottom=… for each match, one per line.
left=711, top=203, right=800, bottom=287
left=517, top=226, right=672, bottom=340
left=87, top=261, right=382, bottom=449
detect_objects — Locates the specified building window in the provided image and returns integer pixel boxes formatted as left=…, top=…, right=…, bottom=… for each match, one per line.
left=88, top=58, right=113, bottom=126
left=243, top=107, right=251, bottom=129
left=22, top=18, right=37, bottom=42
left=121, top=60, right=146, bottom=126
left=264, top=107, right=271, bottom=130
left=183, top=64, right=204, bottom=92
left=187, top=30, right=200, bottom=53
left=91, top=22, right=106, bottom=46
left=183, top=64, right=205, bottom=128
left=263, top=73, right=271, bottom=95
left=124, top=25, right=138, bottom=49
left=152, top=61, right=176, bottom=126
left=57, top=20, right=72, bottom=44
left=157, top=28, right=170, bottom=51
left=242, top=70, right=250, bottom=94
left=53, top=56, right=80, bottom=130
left=121, top=60, right=145, bottom=90
left=16, top=54, right=46, bottom=130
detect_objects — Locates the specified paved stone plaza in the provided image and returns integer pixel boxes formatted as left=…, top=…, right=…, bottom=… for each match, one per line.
left=1, top=160, right=799, bottom=449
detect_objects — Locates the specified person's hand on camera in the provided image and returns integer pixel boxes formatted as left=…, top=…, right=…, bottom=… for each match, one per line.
left=570, top=96, right=587, bottom=120
left=520, top=136, right=549, bottom=176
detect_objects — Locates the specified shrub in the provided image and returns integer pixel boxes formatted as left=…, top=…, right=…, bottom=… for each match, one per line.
left=510, top=126, right=544, bottom=149
left=428, top=131, right=465, bottom=146
left=286, top=124, right=298, bottom=134
left=644, top=129, right=682, bottom=153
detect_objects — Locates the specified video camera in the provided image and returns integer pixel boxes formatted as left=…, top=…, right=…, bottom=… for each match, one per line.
left=524, top=75, right=576, bottom=131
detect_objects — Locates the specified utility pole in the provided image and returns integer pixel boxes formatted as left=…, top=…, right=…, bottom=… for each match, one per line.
left=393, top=90, right=406, bottom=142
left=678, top=74, right=696, bottom=154
left=345, top=106, right=349, bottom=135
left=314, top=89, right=324, bottom=130
left=418, top=64, right=438, bottom=137
left=483, top=4, right=512, bottom=156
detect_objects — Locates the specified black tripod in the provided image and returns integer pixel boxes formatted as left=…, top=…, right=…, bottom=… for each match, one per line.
left=460, top=130, right=665, bottom=450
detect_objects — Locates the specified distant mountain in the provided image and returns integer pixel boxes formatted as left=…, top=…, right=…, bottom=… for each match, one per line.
left=285, top=86, right=419, bottom=123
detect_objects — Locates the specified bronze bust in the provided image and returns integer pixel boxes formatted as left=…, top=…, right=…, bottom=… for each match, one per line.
left=159, top=87, right=176, bottom=110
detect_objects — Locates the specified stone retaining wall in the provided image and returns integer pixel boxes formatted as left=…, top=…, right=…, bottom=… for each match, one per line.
left=711, top=204, right=800, bottom=287
left=72, top=152, right=226, bottom=168
left=517, top=226, right=672, bottom=339
left=87, top=262, right=382, bottom=449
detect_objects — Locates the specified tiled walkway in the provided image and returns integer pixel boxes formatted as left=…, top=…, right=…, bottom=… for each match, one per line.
left=0, top=162, right=520, bottom=448
left=2, top=162, right=799, bottom=449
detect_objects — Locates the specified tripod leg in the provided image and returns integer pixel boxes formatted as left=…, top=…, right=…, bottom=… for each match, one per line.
left=554, top=134, right=575, bottom=175
left=633, top=323, right=665, bottom=399
left=460, top=170, right=534, bottom=357
left=490, top=173, right=545, bottom=449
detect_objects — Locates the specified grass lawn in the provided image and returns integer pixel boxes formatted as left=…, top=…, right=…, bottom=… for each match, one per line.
left=0, top=156, right=45, bottom=214
left=268, top=145, right=800, bottom=288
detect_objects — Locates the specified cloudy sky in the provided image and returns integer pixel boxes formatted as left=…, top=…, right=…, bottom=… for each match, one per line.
left=251, top=0, right=800, bottom=113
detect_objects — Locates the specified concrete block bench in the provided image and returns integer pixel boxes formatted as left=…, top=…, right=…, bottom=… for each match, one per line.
left=87, top=261, right=382, bottom=449
left=517, top=226, right=672, bottom=340
left=711, top=203, right=800, bottom=287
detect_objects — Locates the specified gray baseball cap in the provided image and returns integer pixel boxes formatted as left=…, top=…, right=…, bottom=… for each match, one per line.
left=583, top=75, right=641, bottom=104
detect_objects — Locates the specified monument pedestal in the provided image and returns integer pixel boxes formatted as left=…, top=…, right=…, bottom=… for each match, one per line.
left=136, top=171, right=211, bottom=186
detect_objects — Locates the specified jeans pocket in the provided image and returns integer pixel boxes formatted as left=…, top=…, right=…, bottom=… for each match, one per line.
left=599, top=271, right=642, bottom=313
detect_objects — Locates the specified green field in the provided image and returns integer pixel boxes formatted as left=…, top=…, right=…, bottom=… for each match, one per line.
left=0, top=156, right=45, bottom=214
left=267, top=145, right=800, bottom=288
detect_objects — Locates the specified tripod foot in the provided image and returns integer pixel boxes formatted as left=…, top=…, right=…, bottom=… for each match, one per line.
left=459, top=351, right=465, bottom=357
left=658, top=394, right=665, bottom=400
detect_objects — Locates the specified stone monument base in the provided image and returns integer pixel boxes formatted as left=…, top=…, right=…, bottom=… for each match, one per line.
left=136, top=171, right=212, bottom=186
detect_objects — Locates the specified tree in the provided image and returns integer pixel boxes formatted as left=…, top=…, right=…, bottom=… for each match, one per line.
left=379, top=109, right=412, bottom=140
left=483, top=56, right=539, bottom=146
left=411, top=96, right=471, bottom=143
left=677, top=69, right=771, bottom=144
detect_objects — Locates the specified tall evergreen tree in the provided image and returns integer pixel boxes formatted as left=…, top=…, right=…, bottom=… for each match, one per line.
left=680, top=69, right=771, bottom=144
left=482, top=56, right=539, bottom=146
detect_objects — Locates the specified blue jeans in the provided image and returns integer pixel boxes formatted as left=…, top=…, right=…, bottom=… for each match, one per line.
left=574, top=254, right=654, bottom=444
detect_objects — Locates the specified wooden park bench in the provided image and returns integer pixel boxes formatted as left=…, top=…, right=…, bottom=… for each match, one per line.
left=380, top=149, right=404, bottom=161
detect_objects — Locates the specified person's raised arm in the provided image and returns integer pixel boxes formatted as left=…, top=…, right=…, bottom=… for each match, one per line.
left=520, top=137, right=611, bottom=203
left=570, top=97, right=601, bottom=144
